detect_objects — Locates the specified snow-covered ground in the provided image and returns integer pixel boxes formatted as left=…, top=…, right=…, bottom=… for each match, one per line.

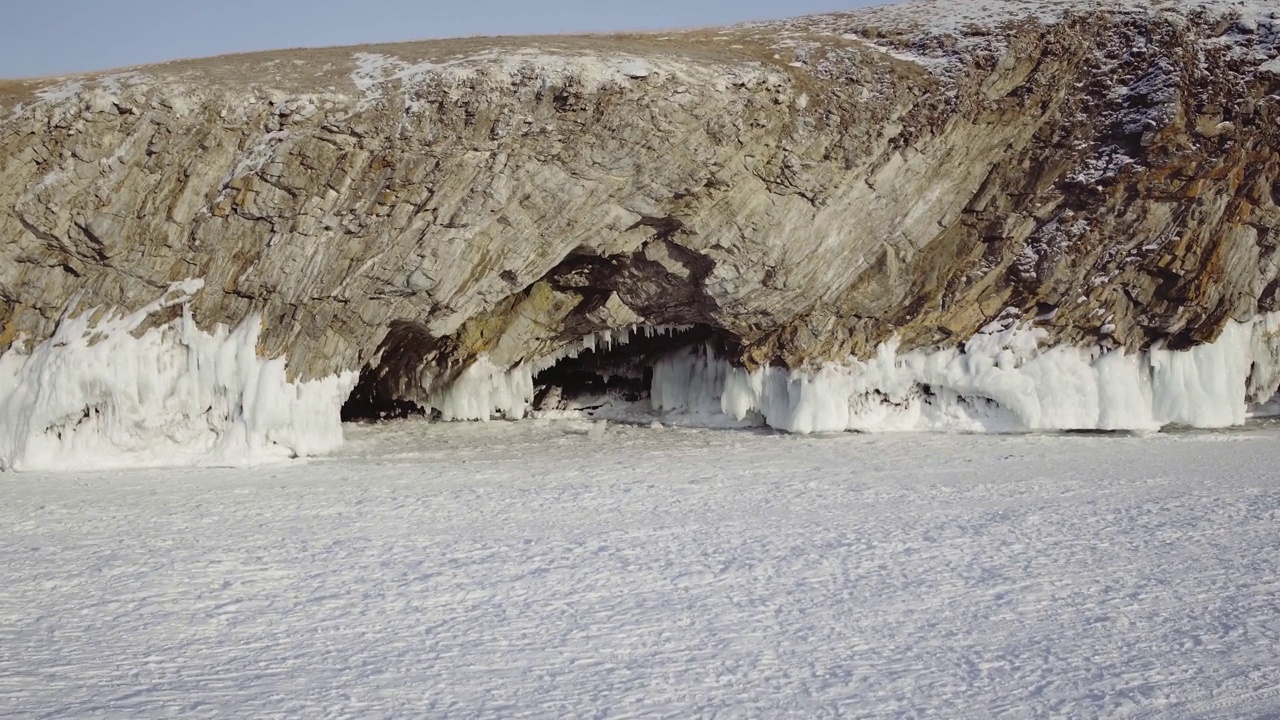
left=4, top=419, right=1280, bottom=718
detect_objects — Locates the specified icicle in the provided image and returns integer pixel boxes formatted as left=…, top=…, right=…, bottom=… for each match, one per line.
left=0, top=281, right=356, bottom=471
left=646, top=316, right=1280, bottom=434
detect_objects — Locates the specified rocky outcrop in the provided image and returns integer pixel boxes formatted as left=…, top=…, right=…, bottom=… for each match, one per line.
left=2, top=0, right=1279, bottom=418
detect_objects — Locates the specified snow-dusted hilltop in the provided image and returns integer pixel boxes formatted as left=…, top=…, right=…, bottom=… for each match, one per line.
left=2, top=0, right=1280, bottom=466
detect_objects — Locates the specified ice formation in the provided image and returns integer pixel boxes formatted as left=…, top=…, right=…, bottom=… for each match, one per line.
left=660, top=317, right=1280, bottom=433
left=423, top=325, right=693, bottom=421
left=435, top=315, right=1280, bottom=434
left=7, top=292, right=1278, bottom=473
left=0, top=281, right=355, bottom=471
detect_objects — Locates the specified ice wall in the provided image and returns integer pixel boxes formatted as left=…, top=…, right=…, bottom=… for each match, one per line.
left=428, top=357, right=535, bottom=422
left=439, top=314, right=1280, bottom=434
left=0, top=281, right=355, bottom=471
left=658, top=317, right=1280, bottom=433
left=422, top=325, right=693, bottom=421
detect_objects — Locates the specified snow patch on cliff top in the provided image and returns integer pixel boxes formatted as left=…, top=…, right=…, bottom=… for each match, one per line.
left=6, top=71, right=157, bottom=124
left=349, top=49, right=723, bottom=111
left=764, top=0, right=1280, bottom=75
left=844, top=0, right=1274, bottom=34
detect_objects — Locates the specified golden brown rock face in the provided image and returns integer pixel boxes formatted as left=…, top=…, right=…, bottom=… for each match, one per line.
left=1, top=0, right=1278, bottom=410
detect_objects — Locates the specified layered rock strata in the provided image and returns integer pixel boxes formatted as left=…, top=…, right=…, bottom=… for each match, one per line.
left=2, top=0, right=1279, bottom=435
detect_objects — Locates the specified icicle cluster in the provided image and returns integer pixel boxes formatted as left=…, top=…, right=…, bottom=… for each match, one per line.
left=656, top=318, right=1280, bottom=433
left=424, top=325, right=693, bottom=421
left=435, top=316, right=1280, bottom=434
left=0, top=280, right=355, bottom=471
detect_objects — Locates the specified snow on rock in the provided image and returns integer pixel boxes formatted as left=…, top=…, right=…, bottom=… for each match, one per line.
left=349, top=49, right=716, bottom=111
left=1148, top=320, right=1256, bottom=427
left=8, top=72, right=155, bottom=123
left=1247, top=313, right=1280, bottom=405
left=767, top=0, right=1280, bottom=78
left=0, top=281, right=355, bottom=472
left=1260, top=56, right=1280, bottom=75
left=33, top=80, right=85, bottom=105
left=226, top=129, right=290, bottom=181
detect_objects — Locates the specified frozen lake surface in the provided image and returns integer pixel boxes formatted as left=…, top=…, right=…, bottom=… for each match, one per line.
left=3, top=420, right=1280, bottom=718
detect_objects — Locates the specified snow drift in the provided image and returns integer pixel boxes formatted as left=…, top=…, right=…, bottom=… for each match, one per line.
left=0, top=281, right=355, bottom=471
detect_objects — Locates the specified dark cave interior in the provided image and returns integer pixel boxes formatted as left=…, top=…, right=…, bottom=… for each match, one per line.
left=341, top=324, right=721, bottom=422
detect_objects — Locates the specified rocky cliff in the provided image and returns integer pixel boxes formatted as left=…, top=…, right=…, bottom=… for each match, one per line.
left=2, top=0, right=1280, bottom=442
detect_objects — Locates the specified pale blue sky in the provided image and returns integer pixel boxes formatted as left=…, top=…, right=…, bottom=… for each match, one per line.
left=1, top=1, right=879, bottom=79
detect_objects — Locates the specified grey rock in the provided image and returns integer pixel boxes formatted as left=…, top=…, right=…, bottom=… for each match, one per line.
left=1, top=0, right=1278, bottom=410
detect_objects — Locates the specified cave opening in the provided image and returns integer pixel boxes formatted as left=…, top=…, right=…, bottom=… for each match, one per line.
left=340, top=323, right=732, bottom=423
left=341, top=383, right=428, bottom=423
left=531, top=324, right=717, bottom=412
left=341, top=320, right=435, bottom=423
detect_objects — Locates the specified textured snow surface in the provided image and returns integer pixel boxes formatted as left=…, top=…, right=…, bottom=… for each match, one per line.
left=3, top=421, right=1280, bottom=718
left=0, top=282, right=355, bottom=471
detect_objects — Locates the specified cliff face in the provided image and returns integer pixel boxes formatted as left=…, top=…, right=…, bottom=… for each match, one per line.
left=2, top=0, right=1279, bottom=416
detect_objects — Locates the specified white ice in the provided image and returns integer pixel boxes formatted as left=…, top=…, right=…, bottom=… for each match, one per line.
left=5, top=293, right=1278, bottom=472
left=423, top=324, right=694, bottom=422
left=3, top=420, right=1280, bottom=718
left=435, top=315, right=1280, bottom=435
left=0, top=281, right=355, bottom=471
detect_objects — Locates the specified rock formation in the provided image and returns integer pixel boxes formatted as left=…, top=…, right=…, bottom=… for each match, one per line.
left=2, top=0, right=1280, bottom=452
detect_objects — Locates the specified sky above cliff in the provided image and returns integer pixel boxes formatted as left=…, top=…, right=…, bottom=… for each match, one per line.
left=1, top=0, right=880, bottom=79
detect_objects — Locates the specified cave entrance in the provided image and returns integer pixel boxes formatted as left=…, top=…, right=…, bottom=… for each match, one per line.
left=532, top=325, right=715, bottom=412
left=341, top=391, right=427, bottom=423
left=340, top=323, right=730, bottom=423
